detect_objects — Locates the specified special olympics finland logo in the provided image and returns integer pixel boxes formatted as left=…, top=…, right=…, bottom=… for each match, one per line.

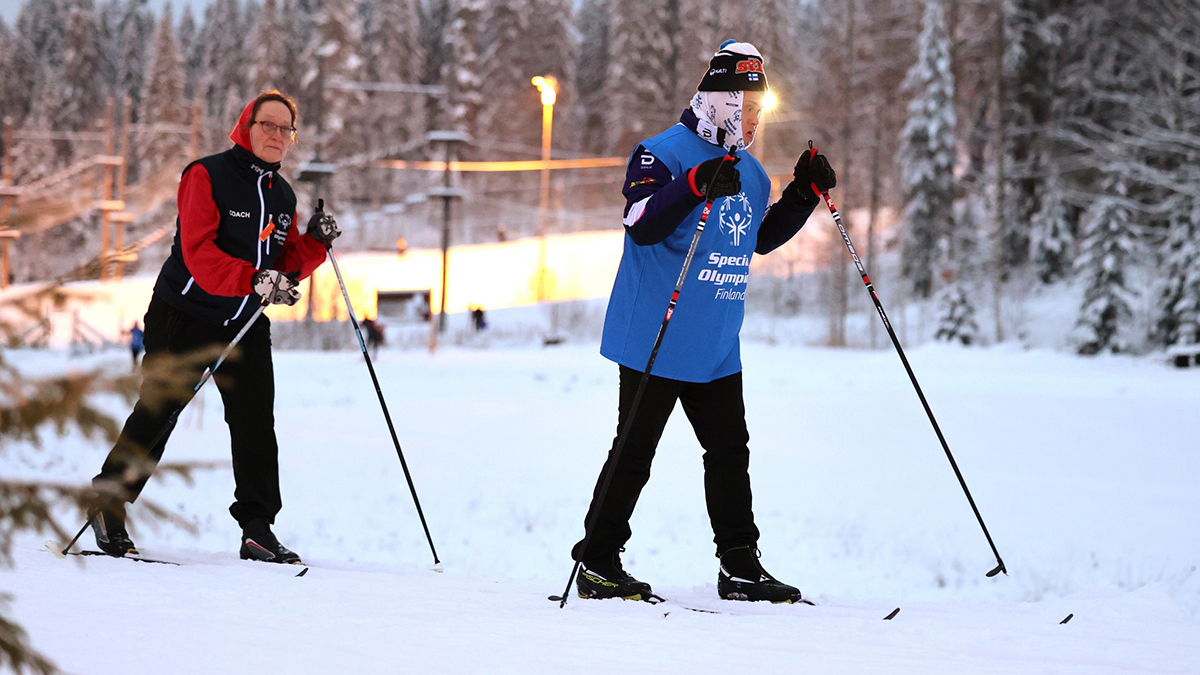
left=718, top=193, right=753, bottom=247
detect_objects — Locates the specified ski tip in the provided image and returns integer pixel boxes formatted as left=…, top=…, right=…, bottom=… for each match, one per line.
left=295, top=567, right=309, bottom=577
left=44, top=541, right=67, bottom=559
left=883, top=608, right=901, bottom=620
left=1060, top=613, right=1073, bottom=624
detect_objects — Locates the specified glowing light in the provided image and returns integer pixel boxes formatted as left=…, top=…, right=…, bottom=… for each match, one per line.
left=531, top=76, right=558, bottom=106
left=762, top=90, right=778, bottom=112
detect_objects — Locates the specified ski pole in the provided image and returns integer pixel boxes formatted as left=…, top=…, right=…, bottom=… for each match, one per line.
left=55, top=300, right=270, bottom=557
left=807, top=140, right=1006, bottom=578
left=550, top=151, right=739, bottom=607
left=319, top=202, right=441, bottom=567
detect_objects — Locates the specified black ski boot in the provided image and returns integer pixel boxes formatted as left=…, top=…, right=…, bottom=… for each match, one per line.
left=717, top=545, right=803, bottom=603
left=576, top=549, right=654, bottom=601
left=91, top=503, right=140, bottom=558
left=239, top=520, right=303, bottom=565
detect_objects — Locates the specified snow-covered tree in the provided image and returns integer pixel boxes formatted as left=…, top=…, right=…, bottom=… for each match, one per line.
left=300, top=0, right=366, bottom=158
left=248, top=0, right=286, bottom=93
left=200, top=0, right=248, bottom=151
left=935, top=281, right=980, bottom=345
left=138, top=3, right=187, bottom=175
left=526, top=0, right=577, bottom=146
left=607, top=0, right=673, bottom=152
left=439, top=0, right=484, bottom=140
left=278, top=0, right=314, bottom=101
left=362, top=0, right=427, bottom=148
left=478, top=0, right=537, bottom=152
left=1152, top=196, right=1200, bottom=348
left=574, top=0, right=610, bottom=154
left=56, top=0, right=106, bottom=142
left=1031, top=171, right=1073, bottom=284
left=668, top=0, right=715, bottom=109
left=177, top=4, right=201, bottom=101
left=1073, top=176, right=1136, bottom=356
left=116, top=0, right=153, bottom=116
left=899, top=0, right=956, bottom=300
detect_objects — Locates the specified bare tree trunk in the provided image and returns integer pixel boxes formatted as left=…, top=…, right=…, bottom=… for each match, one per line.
left=991, top=0, right=1006, bottom=343
left=829, top=0, right=857, bottom=348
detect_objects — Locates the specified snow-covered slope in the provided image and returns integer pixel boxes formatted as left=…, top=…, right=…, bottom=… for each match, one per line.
left=4, top=342, right=1199, bottom=673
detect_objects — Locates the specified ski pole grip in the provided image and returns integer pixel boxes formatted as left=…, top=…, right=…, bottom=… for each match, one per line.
left=807, top=141, right=823, bottom=198
left=317, top=198, right=324, bottom=212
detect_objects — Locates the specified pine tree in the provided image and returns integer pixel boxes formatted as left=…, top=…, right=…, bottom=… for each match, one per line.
left=1031, top=171, right=1073, bottom=284
left=526, top=0, right=576, bottom=147
left=248, top=0, right=286, bottom=93
left=177, top=4, right=201, bottom=101
left=278, top=0, right=313, bottom=100
left=668, top=0, right=716, bottom=109
left=363, top=0, right=426, bottom=149
left=300, top=0, right=366, bottom=159
left=13, top=73, right=65, bottom=183
left=138, top=3, right=187, bottom=176
left=478, top=0, right=538, bottom=153
left=935, top=281, right=980, bottom=345
left=574, top=0, right=611, bottom=155
left=607, top=0, right=673, bottom=153
left=1073, top=176, right=1136, bottom=356
left=1152, top=196, right=1200, bottom=347
left=200, top=0, right=247, bottom=151
left=899, top=0, right=956, bottom=300
left=57, top=0, right=106, bottom=149
left=439, top=0, right=484, bottom=140
left=5, top=1, right=49, bottom=126
left=747, top=0, right=798, bottom=104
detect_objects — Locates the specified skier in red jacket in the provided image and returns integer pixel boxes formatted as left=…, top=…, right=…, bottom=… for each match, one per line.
left=90, top=90, right=341, bottom=565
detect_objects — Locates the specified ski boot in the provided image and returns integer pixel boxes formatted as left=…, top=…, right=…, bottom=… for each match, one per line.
left=240, top=520, right=303, bottom=565
left=577, top=549, right=654, bottom=601
left=717, top=545, right=803, bottom=603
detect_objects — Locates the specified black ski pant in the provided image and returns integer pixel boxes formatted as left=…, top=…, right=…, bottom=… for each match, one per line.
left=574, top=365, right=761, bottom=561
left=94, top=295, right=282, bottom=527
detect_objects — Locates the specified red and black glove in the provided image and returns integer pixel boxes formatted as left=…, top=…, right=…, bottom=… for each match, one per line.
left=689, top=155, right=742, bottom=200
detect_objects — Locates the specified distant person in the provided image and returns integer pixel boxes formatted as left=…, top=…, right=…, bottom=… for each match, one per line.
left=129, top=322, right=144, bottom=370
left=471, top=306, right=487, bottom=332
left=571, top=41, right=837, bottom=604
left=89, top=90, right=341, bottom=565
left=361, top=316, right=385, bottom=357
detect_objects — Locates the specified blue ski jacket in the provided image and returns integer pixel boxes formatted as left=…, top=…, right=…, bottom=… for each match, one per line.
left=600, top=109, right=817, bottom=382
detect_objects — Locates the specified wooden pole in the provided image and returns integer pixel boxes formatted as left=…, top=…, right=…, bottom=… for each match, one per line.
left=99, top=97, right=116, bottom=282
left=1, top=118, right=14, bottom=288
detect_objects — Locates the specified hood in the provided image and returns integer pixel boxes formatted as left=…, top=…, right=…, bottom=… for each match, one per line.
left=229, top=99, right=256, bottom=153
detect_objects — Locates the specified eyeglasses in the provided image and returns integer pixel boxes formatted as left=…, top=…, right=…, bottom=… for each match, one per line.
left=253, top=120, right=297, bottom=139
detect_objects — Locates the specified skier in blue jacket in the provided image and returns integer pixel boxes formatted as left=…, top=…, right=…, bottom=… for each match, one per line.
left=573, top=41, right=837, bottom=603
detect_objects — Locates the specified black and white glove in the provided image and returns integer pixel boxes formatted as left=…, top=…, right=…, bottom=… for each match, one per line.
left=306, top=205, right=341, bottom=244
left=690, top=155, right=742, bottom=199
left=252, top=270, right=301, bottom=306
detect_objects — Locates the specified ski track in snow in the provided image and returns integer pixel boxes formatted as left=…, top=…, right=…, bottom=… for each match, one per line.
left=4, top=341, right=1199, bottom=673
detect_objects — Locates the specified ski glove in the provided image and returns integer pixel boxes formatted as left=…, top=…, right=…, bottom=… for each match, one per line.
left=306, top=208, right=341, bottom=244
left=252, top=270, right=301, bottom=306
left=793, top=149, right=837, bottom=194
left=689, top=155, right=742, bottom=200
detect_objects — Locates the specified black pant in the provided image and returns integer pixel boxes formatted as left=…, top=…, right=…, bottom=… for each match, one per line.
left=574, top=365, right=761, bottom=560
left=94, top=296, right=282, bottom=527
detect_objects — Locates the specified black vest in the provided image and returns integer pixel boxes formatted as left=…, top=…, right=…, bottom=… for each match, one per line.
left=153, top=145, right=298, bottom=326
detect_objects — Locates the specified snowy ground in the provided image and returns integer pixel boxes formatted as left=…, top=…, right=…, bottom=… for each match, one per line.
left=3, top=337, right=1200, bottom=673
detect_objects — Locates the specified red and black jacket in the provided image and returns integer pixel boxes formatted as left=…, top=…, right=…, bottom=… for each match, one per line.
left=152, top=100, right=326, bottom=326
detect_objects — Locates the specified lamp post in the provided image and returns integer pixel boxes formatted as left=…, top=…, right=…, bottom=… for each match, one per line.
left=531, top=75, right=557, bottom=303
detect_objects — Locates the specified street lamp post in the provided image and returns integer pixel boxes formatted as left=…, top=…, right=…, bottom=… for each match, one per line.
left=531, top=76, right=557, bottom=303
